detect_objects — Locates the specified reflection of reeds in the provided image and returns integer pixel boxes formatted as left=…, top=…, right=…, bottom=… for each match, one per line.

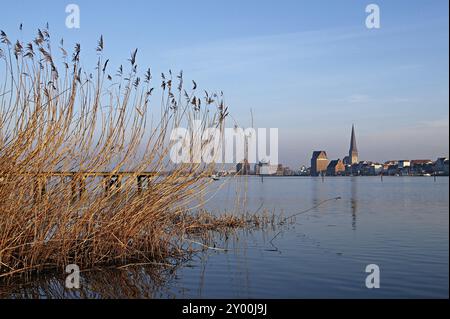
left=0, top=28, right=230, bottom=278
left=0, top=265, right=179, bottom=299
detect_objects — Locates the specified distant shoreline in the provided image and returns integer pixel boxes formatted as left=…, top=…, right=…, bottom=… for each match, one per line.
left=233, top=175, right=450, bottom=178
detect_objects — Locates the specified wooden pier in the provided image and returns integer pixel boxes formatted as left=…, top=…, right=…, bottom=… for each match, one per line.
left=3, top=171, right=199, bottom=201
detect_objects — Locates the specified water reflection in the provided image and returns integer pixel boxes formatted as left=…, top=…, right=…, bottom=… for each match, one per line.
left=312, top=177, right=327, bottom=210
left=350, top=177, right=357, bottom=230
left=0, top=265, right=178, bottom=299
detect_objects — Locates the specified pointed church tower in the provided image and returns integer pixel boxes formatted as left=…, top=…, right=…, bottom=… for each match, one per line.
left=349, top=124, right=358, bottom=164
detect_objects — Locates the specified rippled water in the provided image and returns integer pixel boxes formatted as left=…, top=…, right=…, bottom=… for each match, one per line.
left=172, top=176, right=449, bottom=298
left=2, top=176, right=448, bottom=298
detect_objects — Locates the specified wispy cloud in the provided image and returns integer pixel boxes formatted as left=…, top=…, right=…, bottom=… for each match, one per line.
left=346, top=94, right=371, bottom=104
left=418, top=118, right=449, bottom=129
left=331, top=94, right=413, bottom=106
left=162, top=27, right=374, bottom=74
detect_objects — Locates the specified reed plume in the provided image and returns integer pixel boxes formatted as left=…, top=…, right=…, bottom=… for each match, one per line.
left=0, top=27, right=230, bottom=278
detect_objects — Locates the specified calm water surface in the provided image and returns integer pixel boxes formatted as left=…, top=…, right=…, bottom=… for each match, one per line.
left=177, top=176, right=449, bottom=298
left=2, top=176, right=448, bottom=298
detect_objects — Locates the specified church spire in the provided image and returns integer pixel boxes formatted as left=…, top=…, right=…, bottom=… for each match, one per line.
left=350, top=124, right=357, bottom=153
left=349, top=124, right=358, bottom=164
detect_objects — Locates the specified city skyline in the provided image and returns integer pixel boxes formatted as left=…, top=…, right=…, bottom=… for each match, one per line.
left=268, top=124, right=448, bottom=173
left=295, top=123, right=448, bottom=168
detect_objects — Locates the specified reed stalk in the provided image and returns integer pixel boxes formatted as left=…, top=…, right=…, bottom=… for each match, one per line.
left=0, top=28, right=231, bottom=278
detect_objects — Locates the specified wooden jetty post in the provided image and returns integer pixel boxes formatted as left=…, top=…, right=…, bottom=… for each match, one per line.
left=71, top=175, right=77, bottom=202
left=137, top=175, right=143, bottom=194
left=34, top=176, right=47, bottom=201
left=79, top=176, right=86, bottom=199
left=103, top=174, right=122, bottom=196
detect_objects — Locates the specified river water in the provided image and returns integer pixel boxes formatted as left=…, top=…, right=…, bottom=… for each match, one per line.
left=1, top=176, right=448, bottom=298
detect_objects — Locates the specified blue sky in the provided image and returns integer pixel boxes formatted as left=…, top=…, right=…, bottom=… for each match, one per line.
left=1, top=0, right=448, bottom=166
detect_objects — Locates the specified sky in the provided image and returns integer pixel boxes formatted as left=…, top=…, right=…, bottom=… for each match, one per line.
left=1, top=0, right=449, bottom=167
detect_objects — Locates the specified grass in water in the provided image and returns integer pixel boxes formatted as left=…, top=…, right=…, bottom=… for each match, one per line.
left=0, top=26, right=247, bottom=279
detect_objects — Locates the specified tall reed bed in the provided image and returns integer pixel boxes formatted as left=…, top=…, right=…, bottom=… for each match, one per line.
left=0, top=27, right=230, bottom=278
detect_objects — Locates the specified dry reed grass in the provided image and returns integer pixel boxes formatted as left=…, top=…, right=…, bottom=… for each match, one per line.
left=178, top=209, right=279, bottom=233
left=0, top=27, right=235, bottom=278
